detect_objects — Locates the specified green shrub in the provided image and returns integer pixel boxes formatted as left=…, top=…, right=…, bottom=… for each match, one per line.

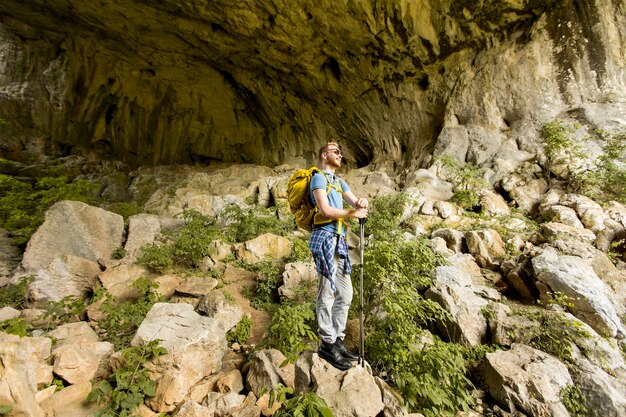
left=355, top=237, right=472, bottom=416
left=222, top=204, right=292, bottom=242
left=285, top=238, right=312, bottom=263
left=560, top=384, right=588, bottom=417
left=236, top=259, right=284, bottom=310
left=393, top=341, right=475, bottom=416
left=435, top=155, right=487, bottom=212
left=267, top=302, right=317, bottom=364
left=137, top=243, right=173, bottom=273
left=0, top=317, right=33, bottom=337
left=111, top=246, right=127, bottom=260
left=88, top=340, right=167, bottom=417
left=227, top=315, right=253, bottom=345
left=97, top=278, right=163, bottom=350
left=452, top=189, right=481, bottom=211
left=512, top=305, right=591, bottom=364
left=542, top=122, right=626, bottom=203
left=365, top=193, right=409, bottom=240
left=42, top=296, right=85, bottom=327
left=0, top=276, right=32, bottom=309
left=171, top=210, right=224, bottom=267
left=273, top=392, right=335, bottom=417
left=102, top=202, right=144, bottom=220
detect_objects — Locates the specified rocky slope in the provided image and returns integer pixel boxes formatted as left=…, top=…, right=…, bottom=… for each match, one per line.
left=0, top=151, right=625, bottom=416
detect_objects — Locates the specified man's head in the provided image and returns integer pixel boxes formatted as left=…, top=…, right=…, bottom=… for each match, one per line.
left=318, top=142, right=343, bottom=169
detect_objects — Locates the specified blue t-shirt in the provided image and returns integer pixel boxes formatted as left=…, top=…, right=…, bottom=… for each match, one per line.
left=309, top=170, right=350, bottom=234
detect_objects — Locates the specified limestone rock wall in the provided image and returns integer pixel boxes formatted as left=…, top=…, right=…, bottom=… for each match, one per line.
left=0, top=0, right=624, bottom=169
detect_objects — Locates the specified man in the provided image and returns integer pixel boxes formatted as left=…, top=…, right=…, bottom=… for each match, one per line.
left=309, top=141, right=368, bottom=370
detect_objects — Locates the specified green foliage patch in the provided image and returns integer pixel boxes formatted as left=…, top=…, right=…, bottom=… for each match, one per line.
left=96, top=278, right=163, bottom=350
left=355, top=236, right=474, bottom=416
left=542, top=121, right=626, bottom=203
left=88, top=340, right=167, bottom=417
left=0, top=317, right=33, bottom=337
left=435, top=155, right=487, bottom=212
left=236, top=259, right=284, bottom=310
left=273, top=392, right=335, bottom=417
left=0, top=172, right=100, bottom=247
left=226, top=315, right=253, bottom=345
left=42, top=295, right=85, bottom=327
left=511, top=305, right=591, bottom=364
left=0, top=276, right=32, bottom=309
left=222, top=204, right=293, bottom=242
left=365, top=193, right=410, bottom=240
left=267, top=302, right=317, bottom=364
left=560, top=384, right=588, bottom=417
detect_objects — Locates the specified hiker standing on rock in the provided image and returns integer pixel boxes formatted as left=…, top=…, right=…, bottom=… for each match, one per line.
left=309, top=141, right=368, bottom=370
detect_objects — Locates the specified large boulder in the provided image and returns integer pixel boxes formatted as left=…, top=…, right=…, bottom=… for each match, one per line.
left=14, top=201, right=124, bottom=304
left=425, top=265, right=501, bottom=346
left=132, top=302, right=228, bottom=413
left=19, top=201, right=124, bottom=271
left=0, top=333, right=53, bottom=417
left=235, top=233, right=292, bottom=264
left=294, top=351, right=384, bottom=417
left=480, top=344, right=572, bottom=417
left=245, top=349, right=295, bottom=397
left=531, top=248, right=625, bottom=338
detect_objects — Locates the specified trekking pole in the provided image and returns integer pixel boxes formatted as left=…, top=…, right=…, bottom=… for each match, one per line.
left=358, top=217, right=366, bottom=366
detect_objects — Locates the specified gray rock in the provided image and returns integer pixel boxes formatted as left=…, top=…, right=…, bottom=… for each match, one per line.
left=197, top=290, right=244, bottom=332
left=425, top=266, right=500, bottom=346
left=532, top=248, right=625, bottom=338
left=481, top=344, right=572, bottom=417
left=132, top=302, right=228, bottom=413
left=245, top=349, right=295, bottom=397
left=295, top=351, right=383, bottom=417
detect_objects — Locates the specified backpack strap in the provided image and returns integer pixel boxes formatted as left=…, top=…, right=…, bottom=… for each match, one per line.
left=312, top=170, right=346, bottom=234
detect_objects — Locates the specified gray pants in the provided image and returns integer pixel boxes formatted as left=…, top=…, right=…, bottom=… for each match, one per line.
left=316, top=256, right=353, bottom=344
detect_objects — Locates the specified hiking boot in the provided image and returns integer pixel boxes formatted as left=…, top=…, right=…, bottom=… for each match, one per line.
left=318, top=341, right=352, bottom=371
left=335, top=338, right=359, bottom=361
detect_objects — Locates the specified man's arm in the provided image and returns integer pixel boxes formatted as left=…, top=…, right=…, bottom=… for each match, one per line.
left=313, top=188, right=368, bottom=219
left=343, top=190, right=369, bottom=210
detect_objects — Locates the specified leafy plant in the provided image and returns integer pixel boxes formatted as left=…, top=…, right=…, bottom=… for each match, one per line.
left=435, top=155, right=487, bottom=212
left=267, top=302, right=317, bottom=364
left=0, top=317, right=33, bottom=337
left=273, top=392, right=335, bottom=417
left=365, top=193, right=410, bottom=240
left=392, top=341, right=475, bottom=416
left=97, top=278, right=163, bottom=350
left=112, top=246, right=127, bottom=260
left=236, top=259, right=284, bottom=310
left=0, top=405, right=12, bottom=415
left=260, top=383, right=294, bottom=408
left=137, top=243, right=173, bottom=273
left=88, top=340, right=167, bottom=417
left=512, top=305, right=591, bottom=364
left=222, top=204, right=292, bottom=242
left=171, top=210, right=224, bottom=267
left=42, top=295, right=85, bottom=326
left=0, top=276, right=32, bottom=309
left=226, top=315, right=253, bottom=345
left=560, top=384, right=588, bottom=416
left=285, top=238, right=312, bottom=263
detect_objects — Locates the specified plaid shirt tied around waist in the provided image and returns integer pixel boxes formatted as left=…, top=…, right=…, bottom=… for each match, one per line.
left=309, top=228, right=352, bottom=293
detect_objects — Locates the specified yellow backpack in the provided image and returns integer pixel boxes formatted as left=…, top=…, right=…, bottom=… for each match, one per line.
left=287, top=167, right=344, bottom=232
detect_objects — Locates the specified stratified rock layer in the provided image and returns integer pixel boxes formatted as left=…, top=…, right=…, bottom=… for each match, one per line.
left=0, top=0, right=624, bottom=169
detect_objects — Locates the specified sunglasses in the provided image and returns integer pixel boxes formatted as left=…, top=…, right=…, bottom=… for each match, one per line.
left=325, top=148, right=342, bottom=156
